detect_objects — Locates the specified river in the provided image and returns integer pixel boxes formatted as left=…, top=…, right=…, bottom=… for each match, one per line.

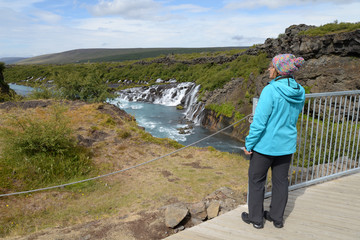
left=108, top=99, right=245, bottom=154
left=9, top=83, right=36, bottom=96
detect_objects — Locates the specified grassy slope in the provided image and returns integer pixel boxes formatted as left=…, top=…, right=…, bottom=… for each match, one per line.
left=16, top=47, right=248, bottom=64
left=299, top=21, right=360, bottom=36
left=0, top=101, right=249, bottom=238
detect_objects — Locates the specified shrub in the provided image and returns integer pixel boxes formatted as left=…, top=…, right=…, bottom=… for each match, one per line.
left=56, top=71, right=114, bottom=103
left=27, top=84, right=59, bottom=100
left=0, top=104, right=92, bottom=191
left=117, top=129, right=131, bottom=139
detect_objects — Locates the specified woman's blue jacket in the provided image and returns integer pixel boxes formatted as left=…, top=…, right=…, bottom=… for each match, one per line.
left=245, top=76, right=305, bottom=156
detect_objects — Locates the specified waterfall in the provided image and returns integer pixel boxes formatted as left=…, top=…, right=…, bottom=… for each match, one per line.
left=114, top=82, right=205, bottom=125
left=185, top=102, right=205, bottom=125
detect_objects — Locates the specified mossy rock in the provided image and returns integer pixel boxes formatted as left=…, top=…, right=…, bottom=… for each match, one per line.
left=176, top=105, right=184, bottom=110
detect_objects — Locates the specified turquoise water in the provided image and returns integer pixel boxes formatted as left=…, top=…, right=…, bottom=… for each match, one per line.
left=109, top=99, right=245, bottom=154
left=9, top=83, right=35, bottom=96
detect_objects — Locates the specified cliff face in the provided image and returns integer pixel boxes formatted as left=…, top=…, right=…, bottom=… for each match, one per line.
left=253, top=55, right=360, bottom=96
left=200, top=24, right=360, bottom=141
left=247, top=24, right=360, bottom=59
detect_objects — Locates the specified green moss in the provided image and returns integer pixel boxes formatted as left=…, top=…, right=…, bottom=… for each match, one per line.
left=303, top=85, right=312, bottom=94
left=234, top=112, right=246, bottom=122
left=205, top=102, right=235, bottom=118
left=207, top=146, right=216, bottom=152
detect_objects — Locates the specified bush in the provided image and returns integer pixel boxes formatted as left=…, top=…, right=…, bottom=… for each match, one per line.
left=56, top=71, right=114, bottom=103
left=117, top=129, right=131, bottom=139
left=27, top=84, right=59, bottom=100
left=0, top=104, right=92, bottom=191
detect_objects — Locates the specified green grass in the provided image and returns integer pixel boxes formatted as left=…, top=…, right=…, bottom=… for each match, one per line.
left=0, top=104, right=93, bottom=191
left=299, top=21, right=360, bottom=36
left=205, top=102, right=246, bottom=122
left=206, top=102, right=235, bottom=118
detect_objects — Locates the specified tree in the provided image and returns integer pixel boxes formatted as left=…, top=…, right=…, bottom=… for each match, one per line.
left=0, top=62, right=12, bottom=101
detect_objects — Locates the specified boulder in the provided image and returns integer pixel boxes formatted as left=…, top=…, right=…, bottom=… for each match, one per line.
left=164, top=203, right=189, bottom=228
left=206, top=201, right=220, bottom=219
left=189, top=201, right=207, bottom=220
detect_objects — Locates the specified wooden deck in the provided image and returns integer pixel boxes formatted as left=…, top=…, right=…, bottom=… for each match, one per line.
left=165, top=172, right=360, bottom=240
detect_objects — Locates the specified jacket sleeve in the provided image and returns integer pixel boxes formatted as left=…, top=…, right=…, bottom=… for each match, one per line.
left=245, top=85, right=274, bottom=151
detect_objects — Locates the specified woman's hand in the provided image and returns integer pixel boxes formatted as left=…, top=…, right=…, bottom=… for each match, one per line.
left=244, top=148, right=253, bottom=155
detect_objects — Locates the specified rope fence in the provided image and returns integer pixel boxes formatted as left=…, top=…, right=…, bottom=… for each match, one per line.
left=0, top=114, right=251, bottom=197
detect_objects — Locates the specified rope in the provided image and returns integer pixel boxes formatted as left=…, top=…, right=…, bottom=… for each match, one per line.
left=0, top=114, right=252, bottom=197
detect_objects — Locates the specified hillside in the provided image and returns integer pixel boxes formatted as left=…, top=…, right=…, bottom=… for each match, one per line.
left=16, top=47, right=247, bottom=64
left=0, top=57, right=27, bottom=64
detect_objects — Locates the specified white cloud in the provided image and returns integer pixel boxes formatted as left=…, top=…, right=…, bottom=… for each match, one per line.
left=224, top=0, right=359, bottom=9
left=31, top=9, right=62, bottom=23
left=167, top=4, right=210, bottom=13
left=88, top=0, right=211, bottom=20
left=224, top=0, right=282, bottom=9
left=89, top=0, right=162, bottom=19
left=0, top=0, right=44, bottom=10
left=299, top=0, right=358, bottom=4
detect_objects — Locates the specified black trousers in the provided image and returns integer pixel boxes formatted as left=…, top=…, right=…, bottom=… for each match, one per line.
left=248, top=151, right=292, bottom=223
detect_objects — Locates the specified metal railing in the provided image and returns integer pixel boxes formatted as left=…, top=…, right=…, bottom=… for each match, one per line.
left=265, top=90, right=360, bottom=197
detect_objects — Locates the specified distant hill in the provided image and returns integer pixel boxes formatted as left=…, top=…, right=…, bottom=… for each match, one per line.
left=0, top=57, right=28, bottom=64
left=16, top=47, right=248, bottom=65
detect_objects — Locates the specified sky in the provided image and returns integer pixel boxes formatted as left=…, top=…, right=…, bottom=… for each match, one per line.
left=0, top=0, right=359, bottom=58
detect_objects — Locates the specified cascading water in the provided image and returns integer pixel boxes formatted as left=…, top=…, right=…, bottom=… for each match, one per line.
left=114, top=82, right=205, bottom=124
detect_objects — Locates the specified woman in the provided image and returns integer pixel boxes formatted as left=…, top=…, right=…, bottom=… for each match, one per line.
left=242, top=54, right=305, bottom=229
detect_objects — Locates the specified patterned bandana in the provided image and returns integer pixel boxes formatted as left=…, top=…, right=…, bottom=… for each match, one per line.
left=272, top=54, right=305, bottom=76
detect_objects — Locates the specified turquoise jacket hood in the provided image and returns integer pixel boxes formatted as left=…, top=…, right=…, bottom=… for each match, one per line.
left=245, top=76, right=305, bottom=156
left=269, top=77, right=305, bottom=104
